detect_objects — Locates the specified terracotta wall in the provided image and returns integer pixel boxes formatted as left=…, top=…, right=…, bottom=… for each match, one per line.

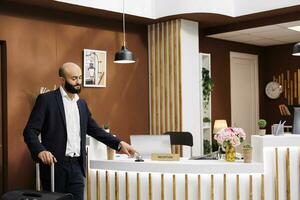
left=262, top=44, right=300, bottom=131
left=199, top=37, right=265, bottom=126
left=0, top=5, right=149, bottom=190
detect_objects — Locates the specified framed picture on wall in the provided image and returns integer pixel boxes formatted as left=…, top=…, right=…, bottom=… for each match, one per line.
left=83, top=49, right=107, bottom=87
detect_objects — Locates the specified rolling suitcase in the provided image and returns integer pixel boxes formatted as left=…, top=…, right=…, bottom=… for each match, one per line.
left=1, top=163, right=73, bottom=200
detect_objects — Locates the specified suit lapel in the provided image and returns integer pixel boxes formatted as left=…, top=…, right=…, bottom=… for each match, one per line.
left=54, top=89, right=67, bottom=130
left=77, top=100, right=85, bottom=139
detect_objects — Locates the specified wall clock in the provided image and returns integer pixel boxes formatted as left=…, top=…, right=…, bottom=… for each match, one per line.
left=265, top=81, right=282, bottom=99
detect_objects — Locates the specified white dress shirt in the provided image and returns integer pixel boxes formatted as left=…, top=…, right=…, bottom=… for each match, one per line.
left=60, top=86, right=81, bottom=157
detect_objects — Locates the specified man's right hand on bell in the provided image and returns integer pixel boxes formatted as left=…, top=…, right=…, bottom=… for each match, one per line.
left=38, top=151, right=57, bottom=165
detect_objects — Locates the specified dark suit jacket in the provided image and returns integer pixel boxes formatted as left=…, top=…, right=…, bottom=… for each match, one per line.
left=23, top=89, right=121, bottom=176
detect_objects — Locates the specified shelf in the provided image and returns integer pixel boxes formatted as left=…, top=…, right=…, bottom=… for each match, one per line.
left=200, top=53, right=212, bottom=156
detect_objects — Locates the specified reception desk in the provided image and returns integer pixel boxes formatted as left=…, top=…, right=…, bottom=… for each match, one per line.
left=88, top=135, right=300, bottom=200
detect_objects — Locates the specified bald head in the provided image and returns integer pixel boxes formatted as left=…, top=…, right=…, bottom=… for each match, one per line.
left=59, top=62, right=81, bottom=78
left=59, top=62, right=82, bottom=94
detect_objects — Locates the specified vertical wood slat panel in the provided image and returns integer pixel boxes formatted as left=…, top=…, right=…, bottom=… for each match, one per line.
left=294, top=72, right=297, bottom=98
left=161, top=174, right=164, bottom=200
left=198, top=175, right=201, bottom=200
left=164, top=22, right=169, bottom=132
left=155, top=23, right=160, bottom=135
left=96, top=170, right=101, bottom=200
left=86, top=172, right=92, bottom=200
left=249, top=175, right=253, bottom=200
left=137, top=173, right=140, bottom=200
left=149, top=173, right=152, bottom=200
left=173, top=20, right=178, bottom=132
left=148, top=20, right=182, bottom=135
left=169, top=20, right=175, bottom=131
left=298, top=70, right=300, bottom=104
left=261, top=174, right=265, bottom=200
left=159, top=23, right=164, bottom=134
left=177, top=19, right=182, bottom=131
left=290, top=80, right=294, bottom=105
left=125, top=172, right=129, bottom=200
left=210, top=175, right=214, bottom=200
left=281, top=73, right=284, bottom=93
left=148, top=25, right=151, bottom=133
left=105, top=171, right=110, bottom=200
left=223, top=174, right=227, bottom=200
left=236, top=175, right=240, bottom=200
left=148, top=25, right=151, bottom=134
left=173, top=174, right=176, bottom=200
left=86, top=148, right=91, bottom=200
left=286, top=148, right=291, bottom=200
left=149, top=25, right=155, bottom=135
left=115, top=172, right=119, bottom=200
left=288, top=70, right=290, bottom=105
left=185, top=174, right=188, bottom=200
left=275, top=148, right=279, bottom=200
left=278, top=75, right=281, bottom=85
left=285, top=79, right=287, bottom=99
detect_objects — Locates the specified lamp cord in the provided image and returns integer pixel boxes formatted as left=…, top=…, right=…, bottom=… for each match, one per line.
left=122, top=0, right=126, bottom=47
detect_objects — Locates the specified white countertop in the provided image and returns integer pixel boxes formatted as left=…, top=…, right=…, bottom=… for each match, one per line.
left=90, top=158, right=263, bottom=174
left=252, top=134, right=300, bottom=147
left=252, top=134, right=300, bottom=162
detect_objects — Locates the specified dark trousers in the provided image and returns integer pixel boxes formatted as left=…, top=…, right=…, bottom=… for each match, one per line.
left=41, top=159, right=85, bottom=200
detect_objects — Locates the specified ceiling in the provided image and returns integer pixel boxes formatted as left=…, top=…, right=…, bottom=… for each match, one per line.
left=1, top=0, right=300, bottom=47
left=208, top=20, right=300, bottom=46
left=1, top=0, right=300, bottom=27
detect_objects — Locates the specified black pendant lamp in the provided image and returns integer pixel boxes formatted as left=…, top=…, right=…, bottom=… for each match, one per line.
left=114, top=0, right=135, bottom=64
left=292, top=42, right=300, bottom=56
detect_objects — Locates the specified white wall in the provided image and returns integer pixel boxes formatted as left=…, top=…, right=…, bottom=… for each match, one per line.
left=180, top=19, right=201, bottom=156
left=233, top=0, right=300, bottom=16
left=54, top=0, right=300, bottom=19
left=154, top=0, right=234, bottom=19
left=55, top=0, right=154, bottom=18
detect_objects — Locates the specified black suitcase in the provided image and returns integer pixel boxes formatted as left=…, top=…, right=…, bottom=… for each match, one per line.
left=1, top=163, right=73, bottom=200
left=1, top=190, right=73, bottom=200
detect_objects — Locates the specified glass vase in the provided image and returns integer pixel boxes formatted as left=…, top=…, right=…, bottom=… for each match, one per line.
left=225, top=145, right=236, bottom=162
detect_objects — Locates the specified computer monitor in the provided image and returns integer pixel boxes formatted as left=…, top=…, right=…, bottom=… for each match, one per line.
left=292, top=107, right=300, bottom=134
left=130, top=135, right=171, bottom=158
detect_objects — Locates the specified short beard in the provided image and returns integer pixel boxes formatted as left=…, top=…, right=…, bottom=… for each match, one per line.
left=64, top=80, right=81, bottom=94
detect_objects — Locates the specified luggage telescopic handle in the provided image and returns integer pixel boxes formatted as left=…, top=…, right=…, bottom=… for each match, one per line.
left=51, top=163, right=55, bottom=192
left=36, top=163, right=55, bottom=192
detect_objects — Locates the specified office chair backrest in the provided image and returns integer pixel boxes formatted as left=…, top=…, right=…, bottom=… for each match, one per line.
left=164, top=132, right=193, bottom=157
left=164, top=132, right=193, bottom=147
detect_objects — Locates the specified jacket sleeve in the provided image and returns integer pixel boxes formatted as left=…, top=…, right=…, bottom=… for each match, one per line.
left=84, top=101, right=121, bottom=150
left=23, top=94, right=47, bottom=161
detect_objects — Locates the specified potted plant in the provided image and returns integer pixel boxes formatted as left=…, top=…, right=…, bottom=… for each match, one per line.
left=203, top=117, right=211, bottom=127
left=202, top=68, right=213, bottom=108
left=214, top=127, right=246, bottom=162
left=242, top=144, right=252, bottom=163
left=203, top=139, right=212, bottom=155
left=257, top=119, right=267, bottom=136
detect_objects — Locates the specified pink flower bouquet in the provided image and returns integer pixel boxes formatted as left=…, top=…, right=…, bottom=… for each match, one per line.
left=214, top=127, right=246, bottom=149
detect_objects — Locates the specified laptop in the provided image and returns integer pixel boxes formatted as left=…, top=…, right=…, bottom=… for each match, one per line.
left=130, top=135, right=171, bottom=158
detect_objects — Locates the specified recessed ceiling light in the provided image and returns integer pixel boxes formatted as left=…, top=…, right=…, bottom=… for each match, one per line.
left=288, top=26, right=300, bottom=32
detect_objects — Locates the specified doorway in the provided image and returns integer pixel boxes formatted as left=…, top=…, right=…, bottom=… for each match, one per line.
left=230, top=52, right=259, bottom=144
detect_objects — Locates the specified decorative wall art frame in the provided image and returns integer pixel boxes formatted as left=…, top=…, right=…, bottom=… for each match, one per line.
left=83, top=49, right=107, bottom=87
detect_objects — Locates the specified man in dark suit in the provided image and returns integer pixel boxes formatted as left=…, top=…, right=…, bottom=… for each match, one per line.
left=23, top=62, right=135, bottom=200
